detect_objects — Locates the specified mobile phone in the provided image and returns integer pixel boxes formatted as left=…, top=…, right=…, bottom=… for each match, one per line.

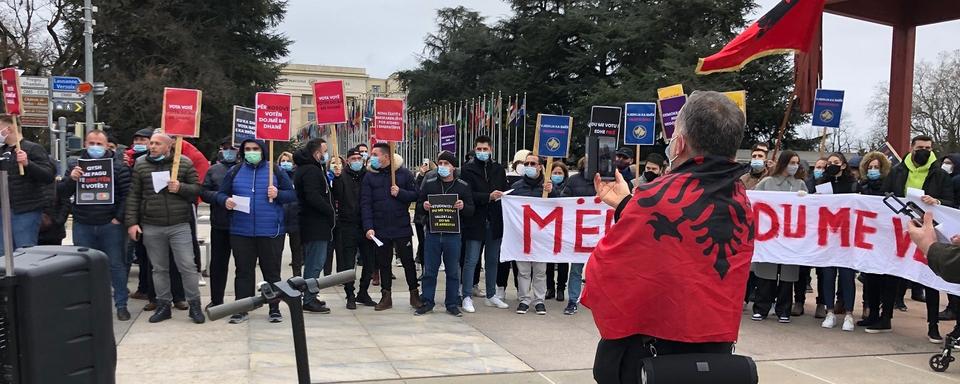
left=585, top=136, right=617, bottom=181
left=422, top=158, right=430, bottom=166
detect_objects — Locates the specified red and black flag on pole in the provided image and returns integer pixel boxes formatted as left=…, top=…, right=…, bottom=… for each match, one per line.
left=696, top=0, right=825, bottom=75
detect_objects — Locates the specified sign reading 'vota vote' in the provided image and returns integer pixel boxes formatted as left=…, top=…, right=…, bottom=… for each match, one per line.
left=232, top=106, right=256, bottom=147
left=812, top=89, right=844, bottom=128
left=588, top=106, right=622, bottom=138
left=536, top=114, right=572, bottom=158
left=624, top=102, right=657, bottom=146
left=439, top=124, right=457, bottom=154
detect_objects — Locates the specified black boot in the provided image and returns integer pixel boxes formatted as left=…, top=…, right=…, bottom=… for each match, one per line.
left=346, top=293, right=357, bottom=310
left=188, top=299, right=205, bottom=324
left=356, top=291, right=377, bottom=307
left=148, top=300, right=172, bottom=323
left=545, top=287, right=555, bottom=300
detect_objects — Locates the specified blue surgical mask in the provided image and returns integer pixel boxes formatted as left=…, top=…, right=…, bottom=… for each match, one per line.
left=437, top=166, right=451, bottom=178
left=476, top=151, right=490, bottom=162
left=245, top=151, right=262, bottom=164
left=524, top=166, right=538, bottom=179
left=750, top=159, right=765, bottom=171
left=551, top=174, right=564, bottom=184
left=133, top=144, right=147, bottom=153
left=349, top=160, right=363, bottom=172
left=221, top=149, right=237, bottom=163
left=322, top=153, right=330, bottom=163
left=813, top=169, right=824, bottom=179
left=280, top=161, right=293, bottom=171
left=370, top=156, right=381, bottom=170
left=86, top=145, right=106, bottom=159
left=149, top=154, right=165, bottom=162
left=867, top=169, right=881, bottom=180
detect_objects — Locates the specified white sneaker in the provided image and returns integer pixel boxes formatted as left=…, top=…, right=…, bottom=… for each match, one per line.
left=821, top=312, right=837, bottom=329
left=842, top=314, right=855, bottom=332
left=495, top=287, right=506, bottom=301
left=485, top=297, right=509, bottom=309
left=198, top=277, right=207, bottom=287
left=462, top=297, right=475, bottom=313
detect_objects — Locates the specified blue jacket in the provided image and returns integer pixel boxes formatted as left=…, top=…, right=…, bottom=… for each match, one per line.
left=361, top=154, right=417, bottom=239
left=216, top=140, right=296, bottom=238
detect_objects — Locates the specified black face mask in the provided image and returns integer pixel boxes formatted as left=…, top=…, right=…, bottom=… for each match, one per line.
left=824, top=164, right=841, bottom=178
left=643, top=171, right=658, bottom=182
left=913, top=149, right=931, bottom=166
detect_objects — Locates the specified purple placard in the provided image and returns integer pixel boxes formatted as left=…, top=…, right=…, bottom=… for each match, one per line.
left=439, top=124, right=457, bottom=154
left=658, top=95, right=687, bottom=139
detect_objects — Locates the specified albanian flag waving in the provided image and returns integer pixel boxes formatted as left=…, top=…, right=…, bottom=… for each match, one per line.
left=580, top=156, right=755, bottom=342
left=696, top=0, right=825, bottom=75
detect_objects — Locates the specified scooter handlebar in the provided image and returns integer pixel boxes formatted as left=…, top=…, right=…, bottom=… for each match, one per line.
left=206, top=295, right=267, bottom=321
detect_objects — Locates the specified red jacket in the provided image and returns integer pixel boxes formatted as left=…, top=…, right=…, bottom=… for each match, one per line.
left=581, top=156, right=755, bottom=343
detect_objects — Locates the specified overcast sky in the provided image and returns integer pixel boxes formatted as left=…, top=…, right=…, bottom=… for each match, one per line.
left=282, top=0, right=960, bottom=138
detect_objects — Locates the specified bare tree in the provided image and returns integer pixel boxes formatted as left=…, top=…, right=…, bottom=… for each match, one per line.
left=0, top=0, right=78, bottom=75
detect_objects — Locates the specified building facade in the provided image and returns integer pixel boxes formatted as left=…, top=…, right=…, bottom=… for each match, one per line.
left=275, top=64, right=404, bottom=134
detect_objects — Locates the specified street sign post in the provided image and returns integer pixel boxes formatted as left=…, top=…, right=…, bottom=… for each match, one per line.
left=19, top=76, right=50, bottom=128
left=51, top=76, right=81, bottom=92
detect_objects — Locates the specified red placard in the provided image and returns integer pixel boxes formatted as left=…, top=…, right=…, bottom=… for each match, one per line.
left=373, top=98, right=404, bottom=142
left=255, top=92, right=292, bottom=141
left=313, top=80, right=346, bottom=125
left=1, top=68, right=22, bottom=115
left=162, top=88, right=202, bottom=137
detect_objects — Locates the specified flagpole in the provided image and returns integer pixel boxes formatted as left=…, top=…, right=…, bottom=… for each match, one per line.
left=522, top=92, right=528, bottom=151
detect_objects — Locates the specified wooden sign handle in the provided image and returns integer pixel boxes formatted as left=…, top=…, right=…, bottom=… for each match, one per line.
left=635, top=145, right=641, bottom=188
left=542, top=156, right=553, bottom=198
left=329, top=124, right=341, bottom=170
left=268, top=140, right=275, bottom=203
left=389, top=141, right=396, bottom=187
left=12, top=117, right=23, bottom=175
left=170, top=136, right=183, bottom=181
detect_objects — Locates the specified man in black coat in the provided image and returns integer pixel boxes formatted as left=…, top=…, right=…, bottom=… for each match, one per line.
left=200, top=137, right=239, bottom=308
left=294, top=138, right=336, bottom=314
left=332, top=147, right=377, bottom=309
left=0, top=114, right=55, bottom=253
left=61, top=130, right=132, bottom=320
left=458, top=136, right=510, bottom=311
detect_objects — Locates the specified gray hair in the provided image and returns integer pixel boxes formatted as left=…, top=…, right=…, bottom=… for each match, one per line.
left=675, top=91, right=745, bottom=159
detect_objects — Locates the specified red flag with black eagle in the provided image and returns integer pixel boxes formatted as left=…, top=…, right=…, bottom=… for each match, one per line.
left=696, top=0, right=825, bottom=75
left=580, top=156, right=755, bottom=343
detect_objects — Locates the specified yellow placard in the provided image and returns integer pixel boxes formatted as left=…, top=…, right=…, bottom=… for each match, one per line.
left=723, top=90, right=747, bottom=116
left=657, top=84, right=685, bottom=100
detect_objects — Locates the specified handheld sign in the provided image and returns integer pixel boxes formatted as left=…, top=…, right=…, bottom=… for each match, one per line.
left=657, top=84, right=684, bottom=100
left=812, top=89, right=844, bottom=128
left=1, top=67, right=24, bottom=175
left=161, top=88, right=202, bottom=137
left=428, top=194, right=460, bottom=233
left=588, top=106, right=622, bottom=138
left=231, top=106, right=256, bottom=147
left=439, top=124, right=457, bottom=154
left=723, top=90, right=747, bottom=117
left=624, top=102, right=657, bottom=146
left=534, top=113, right=572, bottom=198
left=373, top=98, right=404, bottom=142
left=76, top=158, right=115, bottom=205
left=312, top=80, right=347, bottom=125
left=255, top=92, right=292, bottom=141
left=658, top=95, right=686, bottom=140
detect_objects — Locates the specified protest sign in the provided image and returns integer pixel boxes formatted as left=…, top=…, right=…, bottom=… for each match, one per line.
left=657, top=84, right=684, bottom=100
left=439, top=124, right=457, bottom=154
left=1, top=67, right=22, bottom=115
left=162, top=88, right=202, bottom=137
left=588, top=106, right=622, bottom=138
left=428, top=194, right=461, bottom=233
left=534, top=114, right=572, bottom=158
left=232, top=106, right=256, bottom=147
left=812, top=89, right=845, bottom=128
left=312, top=80, right=347, bottom=125
left=255, top=92, right=292, bottom=141
left=723, top=90, right=747, bottom=116
left=373, top=98, right=404, bottom=142
left=501, top=195, right=614, bottom=263
left=658, top=95, right=686, bottom=139
left=76, top=158, right=115, bottom=205
left=623, top=102, right=657, bottom=146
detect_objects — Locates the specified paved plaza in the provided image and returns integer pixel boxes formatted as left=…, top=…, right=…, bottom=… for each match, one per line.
left=105, top=213, right=960, bottom=383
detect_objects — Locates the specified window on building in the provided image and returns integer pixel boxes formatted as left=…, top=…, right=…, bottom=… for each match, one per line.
left=371, top=85, right=381, bottom=94
left=307, top=112, right=316, bottom=122
left=301, top=95, right=313, bottom=105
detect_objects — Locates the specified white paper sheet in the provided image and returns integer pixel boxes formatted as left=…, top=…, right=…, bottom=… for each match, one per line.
left=371, top=235, right=384, bottom=247
left=814, top=183, right=833, bottom=195
left=151, top=171, right=170, bottom=193
left=232, top=195, right=251, bottom=214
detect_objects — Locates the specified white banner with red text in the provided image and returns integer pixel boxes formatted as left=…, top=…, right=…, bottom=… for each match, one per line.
left=500, top=192, right=960, bottom=295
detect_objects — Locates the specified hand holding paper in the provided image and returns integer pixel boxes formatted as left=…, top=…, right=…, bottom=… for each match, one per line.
left=231, top=195, right=251, bottom=213
left=151, top=171, right=171, bottom=193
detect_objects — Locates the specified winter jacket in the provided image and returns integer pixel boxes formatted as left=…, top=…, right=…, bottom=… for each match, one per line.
left=883, top=153, right=954, bottom=207
left=0, top=140, right=55, bottom=213
left=282, top=169, right=300, bottom=234
left=817, top=174, right=860, bottom=194
left=294, top=148, right=336, bottom=243
left=754, top=175, right=807, bottom=193
left=38, top=177, right=70, bottom=244
left=740, top=167, right=768, bottom=190
left=332, top=166, right=365, bottom=225
left=928, top=243, right=960, bottom=284
left=417, top=175, right=475, bottom=233
left=201, top=160, right=239, bottom=230
left=559, top=172, right=596, bottom=197
left=511, top=173, right=558, bottom=198
left=125, top=154, right=201, bottom=227
left=216, top=140, right=296, bottom=238
left=459, top=158, right=508, bottom=240
left=360, top=153, right=417, bottom=240
left=60, top=148, right=132, bottom=225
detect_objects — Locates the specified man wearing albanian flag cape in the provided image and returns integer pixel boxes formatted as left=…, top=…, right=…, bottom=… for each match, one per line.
left=583, top=91, right=756, bottom=383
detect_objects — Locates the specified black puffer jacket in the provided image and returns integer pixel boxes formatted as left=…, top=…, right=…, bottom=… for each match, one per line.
left=332, top=166, right=365, bottom=225
left=201, top=159, right=238, bottom=230
left=60, top=148, right=132, bottom=225
left=883, top=159, right=954, bottom=207
left=0, top=140, right=55, bottom=213
left=558, top=172, right=595, bottom=197
left=293, top=148, right=335, bottom=243
left=282, top=169, right=300, bottom=234
left=417, top=175, right=475, bottom=232
left=459, top=158, right=508, bottom=240
left=511, top=173, right=558, bottom=198
left=125, top=154, right=201, bottom=227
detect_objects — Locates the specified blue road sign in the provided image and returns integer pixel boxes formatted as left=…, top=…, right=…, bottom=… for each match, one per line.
left=51, top=76, right=81, bottom=92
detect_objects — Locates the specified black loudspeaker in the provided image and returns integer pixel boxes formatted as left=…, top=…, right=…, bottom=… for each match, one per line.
left=640, top=353, right=758, bottom=384
left=0, top=246, right=117, bottom=384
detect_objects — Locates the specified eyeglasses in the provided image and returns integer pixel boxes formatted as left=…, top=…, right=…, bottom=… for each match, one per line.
left=522, top=162, right=538, bottom=166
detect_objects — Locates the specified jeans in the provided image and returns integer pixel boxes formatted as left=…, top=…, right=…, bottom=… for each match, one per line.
left=0, top=209, right=41, bottom=254
left=463, top=222, right=501, bottom=299
left=375, top=236, right=418, bottom=292
left=232, top=235, right=283, bottom=311
left=73, top=222, right=128, bottom=309
left=517, top=261, right=547, bottom=305
left=141, top=223, right=201, bottom=302
left=821, top=267, right=855, bottom=312
left=303, top=240, right=329, bottom=305
left=421, top=232, right=461, bottom=310
left=208, top=228, right=232, bottom=306
left=568, top=263, right=584, bottom=304
left=136, top=240, right=185, bottom=303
